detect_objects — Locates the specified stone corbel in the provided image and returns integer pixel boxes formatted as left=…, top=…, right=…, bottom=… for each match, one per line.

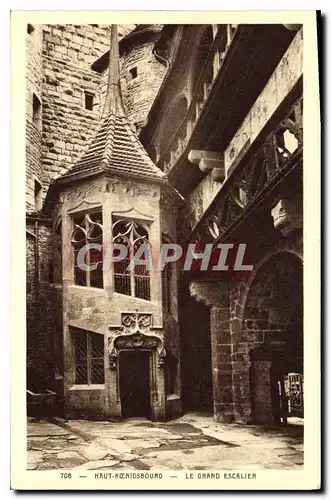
left=189, top=280, right=229, bottom=308
left=188, top=150, right=225, bottom=183
left=271, top=197, right=302, bottom=236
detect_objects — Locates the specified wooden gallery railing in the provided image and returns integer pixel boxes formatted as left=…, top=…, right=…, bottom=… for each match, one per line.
left=178, top=97, right=303, bottom=245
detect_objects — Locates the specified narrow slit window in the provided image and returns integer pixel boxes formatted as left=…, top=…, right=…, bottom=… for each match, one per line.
left=162, top=260, right=172, bottom=314
left=129, top=67, right=138, bottom=80
left=34, top=179, right=42, bottom=211
left=32, top=94, right=41, bottom=131
left=85, top=92, right=94, bottom=111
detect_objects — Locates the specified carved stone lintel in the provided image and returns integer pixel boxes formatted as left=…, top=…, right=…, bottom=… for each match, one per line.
left=108, top=309, right=165, bottom=370
left=188, top=149, right=225, bottom=182
left=271, top=198, right=302, bottom=236
left=189, top=280, right=229, bottom=308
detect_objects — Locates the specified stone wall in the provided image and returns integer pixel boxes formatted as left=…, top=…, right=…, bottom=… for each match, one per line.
left=26, top=25, right=133, bottom=206
left=26, top=25, right=43, bottom=211
left=228, top=235, right=303, bottom=423
left=26, top=219, right=63, bottom=389
left=41, top=24, right=112, bottom=187
left=186, top=231, right=303, bottom=424
left=120, top=37, right=167, bottom=132
left=26, top=24, right=166, bottom=211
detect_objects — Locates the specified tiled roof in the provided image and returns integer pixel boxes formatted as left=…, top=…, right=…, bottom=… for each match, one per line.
left=58, top=113, right=165, bottom=183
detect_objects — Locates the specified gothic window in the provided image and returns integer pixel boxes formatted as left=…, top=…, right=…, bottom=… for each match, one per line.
left=112, top=219, right=151, bottom=301
left=72, top=329, right=104, bottom=385
left=71, top=211, right=103, bottom=288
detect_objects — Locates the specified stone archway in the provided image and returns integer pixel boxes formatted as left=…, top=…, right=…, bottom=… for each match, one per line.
left=241, top=252, right=303, bottom=424
left=107, top=311, right=166, bottom=421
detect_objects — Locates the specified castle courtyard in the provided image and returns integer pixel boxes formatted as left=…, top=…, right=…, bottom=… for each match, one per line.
left=27, top=414, right=303, bottom=472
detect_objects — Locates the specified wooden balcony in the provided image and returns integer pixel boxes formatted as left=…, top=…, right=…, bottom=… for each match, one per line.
left=178, top=95, right=303, bottom=245
left=147, top=24, right=297, bottom=197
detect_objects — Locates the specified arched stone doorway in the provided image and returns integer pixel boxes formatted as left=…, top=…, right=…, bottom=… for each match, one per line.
left=243, top=252, right=303, bottom=424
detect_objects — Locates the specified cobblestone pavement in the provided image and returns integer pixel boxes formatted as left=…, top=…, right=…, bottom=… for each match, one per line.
left=27, top=413, right=303, bottom=471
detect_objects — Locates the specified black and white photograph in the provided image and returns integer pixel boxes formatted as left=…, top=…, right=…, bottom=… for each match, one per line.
left=10, top=11, right=321, bottom=491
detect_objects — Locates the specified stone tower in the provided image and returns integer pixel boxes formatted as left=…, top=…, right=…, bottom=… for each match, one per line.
left=44, top=25, right=182, bottom=421
left=26, top=23, right=43, bottom=212
left=119, top=25, right=167, bottom=133
left=93, top=25, right=167, bottom=135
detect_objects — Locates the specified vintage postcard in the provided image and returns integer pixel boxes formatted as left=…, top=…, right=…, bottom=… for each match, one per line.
left=11, top=10, right=321, bottom=490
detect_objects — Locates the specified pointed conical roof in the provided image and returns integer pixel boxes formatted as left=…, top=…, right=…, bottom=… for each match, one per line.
left=58, top=25, right=165, bottom=185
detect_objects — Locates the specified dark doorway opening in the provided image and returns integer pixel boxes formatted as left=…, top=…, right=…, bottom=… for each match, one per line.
left=119, top=350, right=151, bottom=419
left=248, top=253, right=303, bottom=425
left=251, top=346, right=304, bottom=425
left=179, top=285, right=213, bottom=413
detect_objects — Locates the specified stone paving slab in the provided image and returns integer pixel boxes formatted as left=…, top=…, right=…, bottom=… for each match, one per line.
left=27, top=413, right=304, bottom=471
left=73, top=459, right=120, bottom=470
left=143, top=444, right=292, bottom=471
left=28, top=420, right=71, bottom=437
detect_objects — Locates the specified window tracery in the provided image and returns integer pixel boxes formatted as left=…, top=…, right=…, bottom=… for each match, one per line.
left=112, top=219, right=151, bottom=300
left=71, top=211, right=103, bottom=288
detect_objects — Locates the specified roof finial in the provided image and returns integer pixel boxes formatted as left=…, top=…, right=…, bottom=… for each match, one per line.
left=103, top=24, right=125, bottom=117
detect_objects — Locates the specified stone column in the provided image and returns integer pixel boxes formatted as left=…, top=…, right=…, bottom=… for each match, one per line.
left=251, top=360, right=273, bottom=424
left=61, top=204, right=75, bottom=417
left=210, top=307, right=234, bottom=422
left=102, top=191, right=113, bottom=299
left=189, top=279, right=234, bottom=422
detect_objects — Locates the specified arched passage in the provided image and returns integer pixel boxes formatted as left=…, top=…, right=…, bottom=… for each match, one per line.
left=242, top=252, right=303, bottom=424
